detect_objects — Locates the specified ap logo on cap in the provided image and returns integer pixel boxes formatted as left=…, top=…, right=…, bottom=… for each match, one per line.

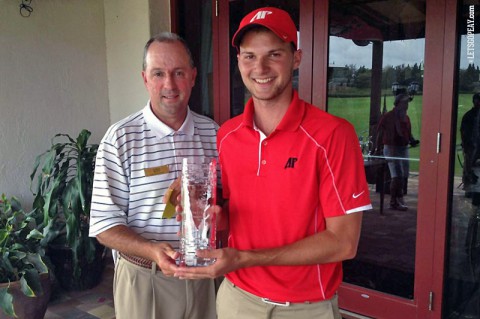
left=250, top=11, right=273, bottom=22
left=232, top=7, right=298, bottom=48
left=250, top=10, right=272, bottom=22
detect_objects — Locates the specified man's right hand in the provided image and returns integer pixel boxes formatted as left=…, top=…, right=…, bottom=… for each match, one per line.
left=97, top=225, right=181, bottom=276
left=373, top=147, right=383, bottom=156
left=162, top=177, right=181, bottom=218
left=152, top=242, right=181, bottom=276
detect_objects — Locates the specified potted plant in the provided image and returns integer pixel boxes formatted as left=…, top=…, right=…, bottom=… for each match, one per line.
left=30, top=129, right=106, bottom=291
left=0, top=194, right=51, bottom=319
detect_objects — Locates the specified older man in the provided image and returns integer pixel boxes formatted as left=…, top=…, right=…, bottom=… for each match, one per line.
left=89, top=32, right=218, bottom=319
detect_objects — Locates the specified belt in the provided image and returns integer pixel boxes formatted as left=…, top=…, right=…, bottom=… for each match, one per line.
left=228, top=280, right=327, bottom=306
left=119, top=252, right=159, bottom=270
left=262, top=298, right=291, bottom=307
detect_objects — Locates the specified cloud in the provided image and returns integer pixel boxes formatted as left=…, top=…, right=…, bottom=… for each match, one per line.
left=328, top=37, right=425, bottom=69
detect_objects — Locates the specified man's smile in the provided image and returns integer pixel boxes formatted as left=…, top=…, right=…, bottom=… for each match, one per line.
left=254, top=77, right=274, bottom=84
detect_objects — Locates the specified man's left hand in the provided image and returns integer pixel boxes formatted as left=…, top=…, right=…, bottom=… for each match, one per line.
left=410, top=139, right=420, bottom=147
left=174, top=248, right=241, bottom=279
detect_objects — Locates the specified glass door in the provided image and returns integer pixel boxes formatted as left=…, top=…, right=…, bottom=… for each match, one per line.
left=326, top=1, right=434, bottom=318
left=212, top=0, right=454, bottom=317
left=328, top=0, right=425, bottom=299
left=445, top=2, right=480, bottom=318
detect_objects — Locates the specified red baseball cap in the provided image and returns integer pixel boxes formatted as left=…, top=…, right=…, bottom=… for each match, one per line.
left=232, top=7, right=298, bottom=49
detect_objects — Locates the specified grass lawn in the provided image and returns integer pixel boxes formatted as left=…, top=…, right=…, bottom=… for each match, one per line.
left=327, top=93, right=473, bottom=175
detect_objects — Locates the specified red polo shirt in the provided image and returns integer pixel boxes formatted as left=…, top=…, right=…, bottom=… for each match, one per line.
left=217, top=90, right=371, bottom=303
left=377, top=110, right=413, bottom=146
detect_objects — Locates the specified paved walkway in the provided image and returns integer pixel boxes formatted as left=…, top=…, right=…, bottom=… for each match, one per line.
left=44, top=258, right=115, bottom=319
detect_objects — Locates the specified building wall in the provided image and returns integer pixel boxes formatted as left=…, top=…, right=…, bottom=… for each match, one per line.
left=0, top=0, right=170, bottom=206
left=0, top=0, right=110, bottom=205
left=104, top=0, right=171, bottom=124
left=149, top=0, right=171, bottom=36
left=104, top=0, right=150, bottom=123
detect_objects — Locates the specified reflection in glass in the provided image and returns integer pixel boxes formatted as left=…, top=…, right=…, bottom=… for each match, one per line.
left=328, top=0, right=425, bottom=299
left=445, top=3, right=480, bottom=318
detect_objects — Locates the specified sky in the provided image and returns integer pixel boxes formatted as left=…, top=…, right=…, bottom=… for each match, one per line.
left=328, top=37, right=425, bottom=69
left=328, top=34, right=480, bottom=70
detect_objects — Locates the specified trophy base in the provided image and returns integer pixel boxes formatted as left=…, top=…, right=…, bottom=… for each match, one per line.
left=179, top=253, right=216, bottom=267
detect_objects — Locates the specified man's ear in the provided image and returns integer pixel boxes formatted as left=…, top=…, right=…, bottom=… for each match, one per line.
left=293, top=49, right=302, bottom=70
left=191, top=67, right=198, bottom=87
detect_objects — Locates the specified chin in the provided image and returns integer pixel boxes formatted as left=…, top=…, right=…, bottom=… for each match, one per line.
left=252, top=90, right=281, bottom=101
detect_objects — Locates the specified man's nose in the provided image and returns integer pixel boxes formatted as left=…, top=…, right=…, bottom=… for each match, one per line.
left=164, top=73, right=177, bottom=88
left=255, top=57, right=269, bottom=72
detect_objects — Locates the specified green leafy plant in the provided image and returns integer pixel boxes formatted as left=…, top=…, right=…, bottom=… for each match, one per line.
left=0, top=194, right=49, bottom=317
left=30, top=129, right=103, bottom=288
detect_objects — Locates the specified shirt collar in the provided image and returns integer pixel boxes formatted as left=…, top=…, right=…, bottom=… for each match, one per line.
left=143, top=101, right=195, bottom=139
left=242, top=90, right=305, bottom=132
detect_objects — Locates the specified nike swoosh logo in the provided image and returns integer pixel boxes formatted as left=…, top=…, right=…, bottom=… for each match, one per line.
left=352, top=191, right=365, bottom=199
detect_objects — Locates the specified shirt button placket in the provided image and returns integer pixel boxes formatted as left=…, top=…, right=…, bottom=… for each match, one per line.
left=262, top=140, right=267, bottom=165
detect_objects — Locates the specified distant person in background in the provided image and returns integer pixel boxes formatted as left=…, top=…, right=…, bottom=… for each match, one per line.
left=461, top=92, right=480, bottom=205
left=376, top=93, right=419, bottom=211
left=460, top=93, right=480, bottom=319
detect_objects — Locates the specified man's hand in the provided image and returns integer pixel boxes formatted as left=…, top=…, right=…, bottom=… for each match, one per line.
left=163, top=177, right=181, bottom=205
left=97, top=225, right=182, bottom=276
left=174, top=247, right=242, bottom=279
left=410, top=139, right=420, bottom=147
left=163, top=177, right=181, bottom=218
left=152, top=242, right=181, bottom=276
left=373, top=147, right=383, bottom=156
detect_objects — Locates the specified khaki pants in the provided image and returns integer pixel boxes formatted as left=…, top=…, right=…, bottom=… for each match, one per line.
left=217, top=279, right=341, bottom=319
left=114, top=257, right=216, bottom=319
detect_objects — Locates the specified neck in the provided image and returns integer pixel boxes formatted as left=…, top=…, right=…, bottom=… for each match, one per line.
left=252, top=93, right=292, bottom=136
left=151, top=105, right=187, bottom=131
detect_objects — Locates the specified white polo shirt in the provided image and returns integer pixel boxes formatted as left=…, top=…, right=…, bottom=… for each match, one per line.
left=89, top=102, right=219, bottom=251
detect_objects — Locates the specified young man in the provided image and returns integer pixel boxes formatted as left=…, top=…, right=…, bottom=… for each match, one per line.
left=89, top=32, right=218, bottom=319
left=175, top=7, right=372, bottom=319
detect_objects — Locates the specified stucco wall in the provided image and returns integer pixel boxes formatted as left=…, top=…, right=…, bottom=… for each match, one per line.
left=103, top=0, right=171, bottom=123
left=0, top=0, right=110, bottom=205
left=0, top=0, right=171, bottom=206
left=149, top=0, right=171, bottom=36
left=104, top=0, right=151, bottom=123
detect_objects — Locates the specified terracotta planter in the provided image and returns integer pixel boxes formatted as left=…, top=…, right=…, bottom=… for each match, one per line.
left=0, top=273, right=51, bottom=319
